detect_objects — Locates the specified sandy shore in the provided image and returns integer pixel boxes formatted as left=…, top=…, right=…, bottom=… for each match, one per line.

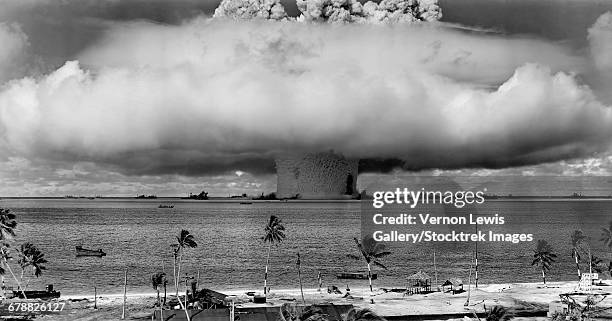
left=3, top=281, right=609, bottom=321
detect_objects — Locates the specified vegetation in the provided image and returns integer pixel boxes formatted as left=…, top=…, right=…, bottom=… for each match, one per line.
left=263, top=215, right=286, bottom=295
left=17, top=242, right=48, bottom=290
left=531, top=239, right=557, bottom=285
left=151, top=272, right=167, bottom=306
left=345, top=308, right=387, bottom=321
left=0, top=209, right=26, bottom=297
left=601, top=220, right=612, bottom=272
left=172, top=229, right=198, bottom=296
left=485, top=306, right=511, bottom=321
left=347, top=235, right=390, bottom=293
left=570, top=230, right=587, bottom=279
left=279, top=305, right=387, bottom=321
left=135, top=194, right=157, bottom=199
left=254, top=192, right=277, bottom=200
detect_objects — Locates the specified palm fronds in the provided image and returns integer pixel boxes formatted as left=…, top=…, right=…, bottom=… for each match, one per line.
left=0, top=209, right=17, bottom=241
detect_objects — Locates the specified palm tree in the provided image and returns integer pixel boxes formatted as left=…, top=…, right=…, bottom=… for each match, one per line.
left=262, top=215, right=286, bottom=295
left=571, top=230, right=587, bottom=279
left=531, top=240, right=557, bottom=285
left=587, top=255, right=611, bottom=277
left=0, top=209, right=17, bottom=240
left=485, top=306, right=511, bottom=321
left=173, top=230, right=197, bottom=296
left=171, top=244, right=180, bottom=295
left=17, top=242, right=48, bottom=290
left=347, top=235, right=391, bottom=293
left=151, top=272, right=167, bottom=306
left=0, top=209, right=26, bottom=298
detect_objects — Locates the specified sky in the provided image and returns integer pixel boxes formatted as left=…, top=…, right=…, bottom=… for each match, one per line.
left=1, top=0, right=612, bottom=197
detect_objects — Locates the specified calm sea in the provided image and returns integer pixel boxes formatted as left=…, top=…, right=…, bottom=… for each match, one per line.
left=0, top=198, right=610, bottom=296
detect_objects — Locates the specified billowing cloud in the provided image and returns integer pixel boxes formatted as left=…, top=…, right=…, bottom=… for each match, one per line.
left=0, top=23, right=30, bottom=84
left=214, top=0, right=289, bottom=20
left=589, top=12, right=612, bottom=71
left=587, top=11, right=612, bottom=103
left=0, top=17, right=610, bottom=179
left=296, top=0, right=441, bottom=23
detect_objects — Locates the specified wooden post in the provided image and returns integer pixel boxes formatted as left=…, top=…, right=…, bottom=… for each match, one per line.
left=122, top=268, right=127, bottom=319
left=475, top=222, right=479, bottom=289
left=196, top=269, right=200, bottom=290
left=94, top=286, right=97, bottom=309
left=465, top=254, right=473, bottom=307
left=297, top=252, right=305, bottom=305
left=433, top=248, right=438, bottom=291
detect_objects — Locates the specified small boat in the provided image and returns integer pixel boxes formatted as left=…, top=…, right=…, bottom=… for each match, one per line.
left=239, top=202, right=253, bottom=205
left=336, top=272, right=377, bottom=280
left=13, top=284, right=60, bottom=299
left=158, top=204, right=174, bottom=208
left=76, top=246, right=106, bottom=257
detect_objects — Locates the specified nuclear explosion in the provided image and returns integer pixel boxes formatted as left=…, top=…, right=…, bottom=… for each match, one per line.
left=275, top=152, right=359, bottom=199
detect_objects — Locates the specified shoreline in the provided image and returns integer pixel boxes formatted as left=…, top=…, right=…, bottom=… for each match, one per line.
left=7, top=280, right=609, bottom=321
left=56, top=280, right=603, bottom=299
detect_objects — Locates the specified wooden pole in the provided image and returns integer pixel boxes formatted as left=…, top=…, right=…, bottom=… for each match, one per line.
left=475, top=222, right=479, bottom=289
left=122, top=268, right=127, bottom=319
left=196, top=269, right=200, bottom=290
left=433, top=248, right=438, bottom=291
left=94, top=286, right=97, bottom=309
left=297, top=252, right=305, bottom=305
left=465, top=253, right=474, bottom=307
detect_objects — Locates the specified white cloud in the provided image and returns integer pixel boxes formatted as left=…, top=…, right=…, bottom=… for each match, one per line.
left=0, top=17, right=611, bottom=180
left=0, top=23, right=29, bottom=84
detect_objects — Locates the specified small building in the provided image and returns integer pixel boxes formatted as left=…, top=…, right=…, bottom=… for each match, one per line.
left=442, top=278, right=463, bottom=294
left=406, top=271, right=431, bottom=294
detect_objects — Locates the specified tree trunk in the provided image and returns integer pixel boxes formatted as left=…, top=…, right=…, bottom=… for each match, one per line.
left=176, top=250, right=184, bottom=297
left=163, top=282, right=167, bottom=304
left=173, top=253, right=178, bottom=297
left=297, top=254, right=305, bottom=305
left=20, top=268, right=24, bottom=290
left=0, top=254, right=26, bottom=299
left=157, top=288, right=163, bottom=321
left=177, top=250, right=184, bottom=296
left=541, top=268, right=546, bottom=285
left=264, top=243, right=271, bottom=295
left=575, top=254, right=581, bottom=280
left=367, top=262, right=373, bottom=292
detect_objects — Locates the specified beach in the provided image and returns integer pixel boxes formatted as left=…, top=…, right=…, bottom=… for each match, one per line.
left=13, top=281, right=607, bottom=321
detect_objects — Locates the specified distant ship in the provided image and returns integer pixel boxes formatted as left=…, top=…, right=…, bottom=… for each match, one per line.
left=75, top=246, right=106, bottom=257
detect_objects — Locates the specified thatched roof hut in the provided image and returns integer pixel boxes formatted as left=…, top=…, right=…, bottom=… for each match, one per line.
left=407, top=271, right=431, bottom=287
left=442, top=278, right=462, bottom=286
left=405, top=271, right=432, bottom=294
left=441, top=278, right=464, bottom=293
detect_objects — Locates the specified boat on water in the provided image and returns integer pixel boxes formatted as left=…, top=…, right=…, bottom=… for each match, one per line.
left=75, top=246, right=106, bottom=257
left=239, top=202, right=253, bottom=205
left=336, top=272, right=377, bottom=280
left=13, top=284, right=60, bottom=299
left=158, top=204, right=174, bottom=208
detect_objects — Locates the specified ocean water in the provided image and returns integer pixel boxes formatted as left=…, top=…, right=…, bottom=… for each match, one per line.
left=0, top=198, right=610, bottom=296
